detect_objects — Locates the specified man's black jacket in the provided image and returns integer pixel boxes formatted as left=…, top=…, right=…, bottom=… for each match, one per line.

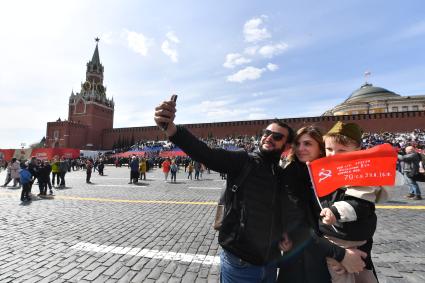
left=170, top=126, right=287, bottom=265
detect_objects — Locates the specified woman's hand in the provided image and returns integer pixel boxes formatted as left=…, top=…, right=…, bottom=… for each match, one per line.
left=340, top=248, right=367, bottom=273
left=326, top=258, right=346, bottom=275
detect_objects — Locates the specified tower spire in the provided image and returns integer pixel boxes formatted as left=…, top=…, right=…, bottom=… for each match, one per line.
left=91, top=37, right=101, bottom=65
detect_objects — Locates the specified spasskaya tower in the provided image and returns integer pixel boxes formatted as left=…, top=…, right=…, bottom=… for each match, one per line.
left=46, top=38, right=114, bottom=150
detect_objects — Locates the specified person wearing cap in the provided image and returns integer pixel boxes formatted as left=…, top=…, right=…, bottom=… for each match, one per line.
left=319, top=121, right=388, bottom=283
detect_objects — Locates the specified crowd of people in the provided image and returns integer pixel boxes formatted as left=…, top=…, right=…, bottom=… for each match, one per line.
left=114, top=129, right=425, bottom=159
left=0, top=156, right=108, bottom=201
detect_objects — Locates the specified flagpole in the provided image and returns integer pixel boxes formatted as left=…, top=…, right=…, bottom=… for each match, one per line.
left=306, top=162, right=338, bottom=233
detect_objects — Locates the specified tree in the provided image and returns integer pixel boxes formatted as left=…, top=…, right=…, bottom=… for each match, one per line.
left=29, top=137, right=46, bottom=149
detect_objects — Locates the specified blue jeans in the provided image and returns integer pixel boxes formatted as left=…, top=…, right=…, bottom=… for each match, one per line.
left=220, top=250, right=277, bottom=283
left=404, top=174, right=421, bottom=196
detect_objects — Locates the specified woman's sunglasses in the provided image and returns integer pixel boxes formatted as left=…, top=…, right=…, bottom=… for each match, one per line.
left=262, top=129, right=284, bottom=141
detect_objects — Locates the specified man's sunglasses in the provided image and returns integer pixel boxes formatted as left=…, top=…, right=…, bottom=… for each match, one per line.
left=262, top=129, right=285, bottom=141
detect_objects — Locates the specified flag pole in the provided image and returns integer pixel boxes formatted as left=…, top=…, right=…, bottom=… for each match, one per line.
left=306, top=162, right=338, bottom=233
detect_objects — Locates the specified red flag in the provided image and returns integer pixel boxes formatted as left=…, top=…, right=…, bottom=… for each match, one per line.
left=309, top=144, right=397, bottom=197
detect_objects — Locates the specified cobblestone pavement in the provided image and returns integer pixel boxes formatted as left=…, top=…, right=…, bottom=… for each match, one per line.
left=0, top=166, right=424, bottom=283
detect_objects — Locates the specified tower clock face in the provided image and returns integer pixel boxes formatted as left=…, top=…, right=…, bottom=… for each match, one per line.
left=83, top=81, right=91, bottom=90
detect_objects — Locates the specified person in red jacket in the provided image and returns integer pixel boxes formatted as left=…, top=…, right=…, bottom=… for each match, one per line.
left=161, top=158, right=171, bottom=182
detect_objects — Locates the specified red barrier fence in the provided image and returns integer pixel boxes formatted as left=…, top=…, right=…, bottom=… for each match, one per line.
left=0, top=148, right=80, bottom=161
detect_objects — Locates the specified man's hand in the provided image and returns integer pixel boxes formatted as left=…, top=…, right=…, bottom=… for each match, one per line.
left=340, top=248, right=366, bottom=273
left=320, top=207, right=337, bottom=225
left=154, top=98, right=177, bottom=137
left=278, top=232, right=293, bottom=252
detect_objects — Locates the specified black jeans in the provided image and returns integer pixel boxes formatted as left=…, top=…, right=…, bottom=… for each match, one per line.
left=20, top=183, right=31, bottom=201
left=59, top=172, right=66, bottom=186
left=86, top=171, right=92, bottom=183
left=52, top=172, right=60, bottom=186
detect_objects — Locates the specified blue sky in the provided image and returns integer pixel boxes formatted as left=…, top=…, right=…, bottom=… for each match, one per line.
left=1, top=0, right=425, bottom=148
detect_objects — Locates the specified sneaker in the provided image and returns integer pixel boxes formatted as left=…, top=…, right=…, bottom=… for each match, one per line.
left=413, top=195, right=423, bottom=200
left=49, top=191, right=53, bottom=195
left=405, top=193, right=415, bottom=199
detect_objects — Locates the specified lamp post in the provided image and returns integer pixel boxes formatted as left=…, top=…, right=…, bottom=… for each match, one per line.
left=20, top=143, right=26, bottom=161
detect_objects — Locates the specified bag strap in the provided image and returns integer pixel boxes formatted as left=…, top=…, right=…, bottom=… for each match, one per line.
left=230, top=157, right=254, bottom=193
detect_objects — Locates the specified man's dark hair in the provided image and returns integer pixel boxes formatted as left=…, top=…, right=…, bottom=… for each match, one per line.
left=271, top=118, right=294, bottom=144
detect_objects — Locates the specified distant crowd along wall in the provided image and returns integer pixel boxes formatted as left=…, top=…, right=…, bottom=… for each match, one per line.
left=0, top=148, right=80, bottom=162
left=101, top=111, right=425, bottom=149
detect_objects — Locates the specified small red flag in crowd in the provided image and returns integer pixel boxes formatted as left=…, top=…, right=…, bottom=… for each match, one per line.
left=308, top=144, right=398, bottom=197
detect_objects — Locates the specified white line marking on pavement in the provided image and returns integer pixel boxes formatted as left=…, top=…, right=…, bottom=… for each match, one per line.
left=188, top=187, right=223, bottom=190
left=70, top=242, right=220, bottom=265
left=92, top=184, right=147, bottom=187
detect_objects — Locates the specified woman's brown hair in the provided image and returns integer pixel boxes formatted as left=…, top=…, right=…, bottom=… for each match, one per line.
left=287, top=125, right=325, bottom=162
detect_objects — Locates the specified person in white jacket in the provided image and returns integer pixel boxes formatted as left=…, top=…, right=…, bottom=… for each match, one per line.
left=10, top=158, right=21, bottom=187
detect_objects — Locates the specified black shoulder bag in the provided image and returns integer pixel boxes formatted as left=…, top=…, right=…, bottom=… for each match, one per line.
left=215, top=159, right=254, bottom=239
left=213, top=159, right=254, bottom=231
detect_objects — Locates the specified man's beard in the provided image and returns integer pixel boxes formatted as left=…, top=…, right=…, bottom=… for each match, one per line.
left=259, top=144, right=283, bottom=161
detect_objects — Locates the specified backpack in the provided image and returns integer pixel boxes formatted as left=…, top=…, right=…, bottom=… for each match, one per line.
left=170, top=164, right=178, bottom=173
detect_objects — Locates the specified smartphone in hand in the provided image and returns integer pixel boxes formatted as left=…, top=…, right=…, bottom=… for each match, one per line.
left=159, top=94, right=178, bottom=131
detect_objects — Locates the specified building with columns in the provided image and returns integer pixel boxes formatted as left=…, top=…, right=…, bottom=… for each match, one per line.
left=323, top=82, right=425, bottom=116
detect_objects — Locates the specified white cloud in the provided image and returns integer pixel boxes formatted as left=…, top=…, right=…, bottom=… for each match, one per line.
left=223, top=53, right=251, bottom=68
left=124, top=29, right=153, bottom=56
left=266, top=63, right=279, bottom=71
left=166, top=31, right=180, bottom=43
left=258, top=42, right=288, bottom=58
left=243, top=16, right=271, bottom=43
left=244, top=46, right=258, bottom=55
left=161, top=41, right=178, bottom=63
left=227, top=66, right=266, bottom=83
left=161, top=31, right=180, bottom=63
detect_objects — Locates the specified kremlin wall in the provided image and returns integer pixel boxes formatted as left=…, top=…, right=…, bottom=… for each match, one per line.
left=46, top=42, right=425, bottom=150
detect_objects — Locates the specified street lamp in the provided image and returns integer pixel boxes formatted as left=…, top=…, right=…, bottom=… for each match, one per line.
left=19, top=143, right=26, bottom=161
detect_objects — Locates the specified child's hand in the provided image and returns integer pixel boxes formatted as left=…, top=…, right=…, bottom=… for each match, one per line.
left=320, top=208, right=337, bottom=225
left=279, top=232, right=293, bottom=252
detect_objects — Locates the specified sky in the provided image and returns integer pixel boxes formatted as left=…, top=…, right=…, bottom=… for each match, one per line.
left=1, top=0, right=425, bottom=148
